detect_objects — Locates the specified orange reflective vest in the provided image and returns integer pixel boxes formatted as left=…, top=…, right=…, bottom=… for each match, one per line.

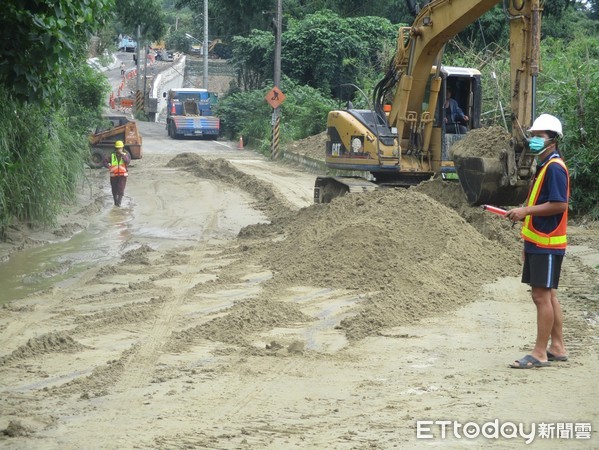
left=109, top=153, right=128, bottom=177
left=521, top=158, right=569, bottom=249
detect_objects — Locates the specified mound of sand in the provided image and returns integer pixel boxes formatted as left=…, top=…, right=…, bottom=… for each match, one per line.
left=0, top=332, right=86, bottom=365
left=172, top=153, right=522, bottom=341
left=284, top=132, right=327, bottom=161
left=168, top=153, right=295, bottom=219
left=251, top=188, right=519, bottom=340
left=450, top=126, right=511, bottom=158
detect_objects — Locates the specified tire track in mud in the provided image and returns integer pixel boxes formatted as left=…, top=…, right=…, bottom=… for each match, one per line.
left=113, top=209, right=222, bottom=392
left=52, top=209, right=227, bottom=444
left=559, top=248, right=599, bottom=355
left=151, top=356, right=314, bottom=448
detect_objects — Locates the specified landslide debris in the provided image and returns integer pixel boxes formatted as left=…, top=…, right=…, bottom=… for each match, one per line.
left=167, top=153, right=295, bottom=219
left=169, top=152, right=521, bottom=342
left=253, top=188, right=520, bottom=340
left=0, top=332, right=87, bottom=366
left=284, top=131, right=327, bottom=161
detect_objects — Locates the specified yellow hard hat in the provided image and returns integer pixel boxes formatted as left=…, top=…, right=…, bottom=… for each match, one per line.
left=115, top=140, right=124, bottom=148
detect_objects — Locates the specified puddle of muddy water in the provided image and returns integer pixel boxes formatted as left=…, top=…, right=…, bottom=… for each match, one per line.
left=0, top=205, right=206, bottom=304
left=0, top=185, right=266, bottom=304
left=0, top=208, right=134, bottom=303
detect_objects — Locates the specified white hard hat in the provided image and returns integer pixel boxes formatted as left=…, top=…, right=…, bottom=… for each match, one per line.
left=529, top=114, right=563, bottom=138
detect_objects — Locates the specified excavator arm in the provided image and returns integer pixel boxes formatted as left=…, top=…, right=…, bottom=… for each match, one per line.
left=317, top=0, right=543, bottom=206
left=389, top=0, right=541, bottom=205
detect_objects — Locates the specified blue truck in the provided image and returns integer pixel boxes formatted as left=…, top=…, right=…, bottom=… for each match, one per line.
left=164, top=88, right=220, bottom=139
left=118, top=36, right=137, bottom=52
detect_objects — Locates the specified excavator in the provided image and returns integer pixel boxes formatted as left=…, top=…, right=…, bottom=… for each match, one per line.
left=314, top=0, right=542, bottom=206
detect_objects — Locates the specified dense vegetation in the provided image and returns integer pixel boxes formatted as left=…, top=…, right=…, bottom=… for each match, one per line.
left=0, top=0, right=113, bottom=237
left=0, top=0, right=165, bottom=236
left=1, top=0, right=598, bottom=237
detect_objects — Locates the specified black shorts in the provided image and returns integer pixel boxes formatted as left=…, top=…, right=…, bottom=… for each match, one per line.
left=522, top=253, right=564, bottom=289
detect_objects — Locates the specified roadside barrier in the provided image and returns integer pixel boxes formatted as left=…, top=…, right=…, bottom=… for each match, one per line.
left=119, top=98, right=134, bottom=108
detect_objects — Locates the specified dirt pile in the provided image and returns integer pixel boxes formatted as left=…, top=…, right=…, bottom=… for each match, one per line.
left=167, top=152, right=523, bottom=341
left=167, top=153, right=295, bottom=218
left=168, top=298, right=314, bottom=349
left=414, top=178, right=521, bottom=251
left=241, top=188, right=520, bottom=340
left=0, top=332, right=86, bottom=366
left=450, top=125, right=511, bottom=158
left=284, top=131, right=327, bottom=161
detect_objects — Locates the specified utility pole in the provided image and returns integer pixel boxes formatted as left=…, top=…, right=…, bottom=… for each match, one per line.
left=271, top=0, right=282, bottom=160
left=274, top=0, right=281, bottom=89
left=203, top=0, right=209, bottom=89
left=135, top=24, right=141, bottom=93
left=134, top=24, right=142, bottom=115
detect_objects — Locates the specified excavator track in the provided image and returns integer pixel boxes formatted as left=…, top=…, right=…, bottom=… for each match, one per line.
left=314, top=177, right=379, bottom=203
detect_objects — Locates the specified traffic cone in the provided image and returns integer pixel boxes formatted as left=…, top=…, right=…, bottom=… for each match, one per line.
left=237, top=136, right=244, bottom=150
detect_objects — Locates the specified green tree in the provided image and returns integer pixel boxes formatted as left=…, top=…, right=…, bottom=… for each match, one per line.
left=0, top=65, right=110, bottom=232
left=0, top=0, right=113, bottom=233
left=178, top=0, right=273, bottom=39
left=115, top=0, right=166, bottom=43
left=166, top=30, right=193, bottom=53
left=230, top=30, right=274, bottom=91
left=282, top=11, right=397, bottom=97
left=0, top=0, right=114, bottom=103
left=538, top=35, right=599, bottom=218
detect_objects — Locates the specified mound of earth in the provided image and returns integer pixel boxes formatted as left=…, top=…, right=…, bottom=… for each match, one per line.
left=0, top=332, right=86, bottom=366
left=239, top=187, right=520, bottom=340
left=284, top=131, right=327, bottom=161
left=414, top=178, right=521, bottom=251
left=168, top=153, right=295, bottom=219
left=450, top=125, right=511, bottom=158
left=169, top=152, right=523, bottom=341
left=166, top=151, right=524, bottom=341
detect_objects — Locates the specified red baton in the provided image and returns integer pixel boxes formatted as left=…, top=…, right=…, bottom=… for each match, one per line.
left=481, top=205, right=507, bottom=216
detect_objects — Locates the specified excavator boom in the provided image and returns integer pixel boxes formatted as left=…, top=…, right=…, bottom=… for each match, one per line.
left=316, top=0, right=543, bottom=206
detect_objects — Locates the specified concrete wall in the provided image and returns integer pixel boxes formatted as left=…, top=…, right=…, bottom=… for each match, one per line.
left=149, top=55, right=186, bottom=123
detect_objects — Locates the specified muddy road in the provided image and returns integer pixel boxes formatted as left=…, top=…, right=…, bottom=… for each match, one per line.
left=0, top=121, right=598, bottom=449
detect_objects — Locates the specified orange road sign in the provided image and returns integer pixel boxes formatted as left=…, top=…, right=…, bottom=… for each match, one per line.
left=265, top=86, right=286, bottom=109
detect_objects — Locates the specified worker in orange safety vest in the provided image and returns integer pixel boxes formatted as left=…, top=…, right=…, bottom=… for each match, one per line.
left=104, top=140, right=130, bottom=207
left=505, top=114, right=570, bottom=369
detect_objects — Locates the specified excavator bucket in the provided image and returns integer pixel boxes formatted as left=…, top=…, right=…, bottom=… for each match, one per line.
left=453, top=155, right=528, bottom=206
left=450, top=126, right=528, bottom=206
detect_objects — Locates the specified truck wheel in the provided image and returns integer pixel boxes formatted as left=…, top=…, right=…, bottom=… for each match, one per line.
left=168, top=122, right=177, bottom=139
left=88, top=148, right=105, bottom=169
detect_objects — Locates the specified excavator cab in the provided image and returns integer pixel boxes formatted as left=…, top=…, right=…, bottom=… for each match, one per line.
left=432, top=67, right=482, bottom=179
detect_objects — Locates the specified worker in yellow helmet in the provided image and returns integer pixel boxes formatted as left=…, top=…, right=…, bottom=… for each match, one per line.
left=104, top=140, right=130, bottom=207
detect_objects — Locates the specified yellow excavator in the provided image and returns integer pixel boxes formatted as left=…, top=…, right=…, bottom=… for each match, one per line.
left=314, top=0, right=542, bottom=206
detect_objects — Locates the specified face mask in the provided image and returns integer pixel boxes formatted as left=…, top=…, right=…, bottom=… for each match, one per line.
left=527, top=136, right=546, bottom=154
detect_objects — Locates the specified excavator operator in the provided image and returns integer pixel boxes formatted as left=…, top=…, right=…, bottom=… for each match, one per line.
left=444, top=87, right=469, bottom=134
